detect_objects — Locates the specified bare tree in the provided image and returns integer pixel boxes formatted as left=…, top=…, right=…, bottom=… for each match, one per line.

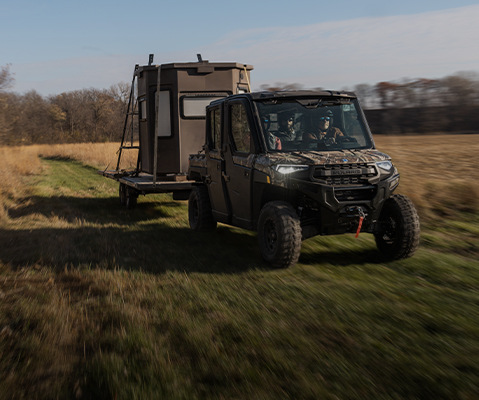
left=0, top=64, right=14, bottom=92
left=353, top=83, right=376, bottom=109
left=0, top=65, right=15, bottom=143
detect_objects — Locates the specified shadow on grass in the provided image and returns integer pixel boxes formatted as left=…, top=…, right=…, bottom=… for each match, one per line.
left=0, top=223, right=385, bottom=275
left=4, top=194, right=384, bottom=273
left=40, top=155, right=78, bottom=162
left=0, top=222, right=264, bottom=274
left=8, top=195, right=183, bottom=224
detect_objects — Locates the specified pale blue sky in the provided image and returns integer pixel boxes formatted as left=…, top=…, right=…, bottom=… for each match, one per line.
left=1, top=0, right=479, bottom=95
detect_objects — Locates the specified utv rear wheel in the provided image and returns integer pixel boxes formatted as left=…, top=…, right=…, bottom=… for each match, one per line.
left=188, top=186, right=217, bottom=231
left=374, top=194, right=420, bottom=260
left=258, top=201, right=302, bottom=268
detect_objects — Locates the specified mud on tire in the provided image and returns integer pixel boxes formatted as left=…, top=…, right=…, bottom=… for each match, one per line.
left=374, top=194, right=420, bottom=260
left=258, top=201, right=302, bottom=268
left=188, top=186, right=217, bottom=231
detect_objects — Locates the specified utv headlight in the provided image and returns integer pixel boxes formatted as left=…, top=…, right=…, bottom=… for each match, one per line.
left=376, top=161, right=393, bottom=172
left=274, top=164, right=309, bottom=174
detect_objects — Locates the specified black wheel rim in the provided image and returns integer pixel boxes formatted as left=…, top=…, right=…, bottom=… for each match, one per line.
left=264, top=219, right=278, bottom=252
left=381, top=216, right=398, bottom=245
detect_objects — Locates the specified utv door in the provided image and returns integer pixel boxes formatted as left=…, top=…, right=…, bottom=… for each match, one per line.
left=223, top=100, right=255, bottom=229
left=205, top=106, right=229, bottom=222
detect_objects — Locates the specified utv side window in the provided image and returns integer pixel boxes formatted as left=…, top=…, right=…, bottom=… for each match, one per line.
left=207, top=107, right=221, bottom=150
left=230, top=103, right=251, bottom=153
left=213, top=108, right=221, bottom=149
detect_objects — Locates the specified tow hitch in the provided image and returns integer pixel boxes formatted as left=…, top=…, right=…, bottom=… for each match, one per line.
left=344, top=206, right=366, bottom=238
left=354, top=207, right=366, bottom=238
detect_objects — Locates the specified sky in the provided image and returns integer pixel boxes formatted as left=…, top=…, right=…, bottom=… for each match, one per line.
left=1, top=0, right=479, bottom=96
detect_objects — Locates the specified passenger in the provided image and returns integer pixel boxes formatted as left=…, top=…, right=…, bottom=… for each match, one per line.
left=345, top=111, right=361, bottom=136
left=261, top=116, right=282, bottom=150
left=305, top=109, right=343, bottom=142
left=276, top=112, right=301, bottom=141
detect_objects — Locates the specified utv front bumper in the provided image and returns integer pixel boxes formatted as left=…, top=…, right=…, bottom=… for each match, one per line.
left=280, top=164, right=400, bottom=236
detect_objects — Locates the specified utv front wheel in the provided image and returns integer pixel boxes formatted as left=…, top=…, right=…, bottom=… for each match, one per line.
left=188, top=186, right=217, bottom=231
left=374, top=194, right=420, bottom=260
left=258, top=201, right=302, bottom=268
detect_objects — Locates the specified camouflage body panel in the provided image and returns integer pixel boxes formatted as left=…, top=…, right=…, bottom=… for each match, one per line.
left=233, top=153, right=256, bottom=168
left=189, top=149, right=390, bottom=178
left=253, top=149, right=390, bottom=179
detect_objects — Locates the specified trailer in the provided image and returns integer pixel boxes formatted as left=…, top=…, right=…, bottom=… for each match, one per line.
left=100, top=54, right=253, bottom=208
left=100, top=55, right=419, bottom=268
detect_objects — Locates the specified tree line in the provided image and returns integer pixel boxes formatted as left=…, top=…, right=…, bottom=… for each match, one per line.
left=354, top=73, right=479, bottom=134
left=0, top=65, right=129, bottom=145
left=262, top=72, right=479, bottom=134
left=1, top=64, right=479, bottom=145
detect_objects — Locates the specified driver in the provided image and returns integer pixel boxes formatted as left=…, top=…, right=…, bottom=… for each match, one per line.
left=276, top=112, right=301, bottom=141
left=305, top=109, right=343, bottom=142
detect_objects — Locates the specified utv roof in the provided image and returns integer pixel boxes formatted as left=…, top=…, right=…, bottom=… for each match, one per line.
left=248, top=90, right=357, bottom=100
left=207, top=90, right=359, bottom=109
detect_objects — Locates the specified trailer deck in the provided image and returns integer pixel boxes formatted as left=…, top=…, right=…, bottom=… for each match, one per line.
left=99, top=170, right=195, bottom=193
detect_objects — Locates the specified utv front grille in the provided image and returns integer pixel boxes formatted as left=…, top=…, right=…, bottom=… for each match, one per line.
left=312, top=163, right=376, bottom=185
left=334, top=186, right=377, bottom=201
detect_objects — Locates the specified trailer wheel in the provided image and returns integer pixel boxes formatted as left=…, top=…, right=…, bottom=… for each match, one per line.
left=125, top=187, right=139, bottom=210
left=188, top=186, right=217, bottom=231
left=258, top=201, right=302, bottom=268
left=119, top=183, right=127, bottom=206
left=374, top=194, right=420, bottom=260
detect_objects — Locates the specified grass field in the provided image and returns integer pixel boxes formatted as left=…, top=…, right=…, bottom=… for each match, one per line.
left=0, top=136, right=478, bottom=399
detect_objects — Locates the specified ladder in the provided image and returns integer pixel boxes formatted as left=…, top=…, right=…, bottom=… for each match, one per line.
left=115, top=64, right=140, bottom=173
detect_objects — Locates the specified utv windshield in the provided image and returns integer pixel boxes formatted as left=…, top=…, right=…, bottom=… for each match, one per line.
left=255, top=97, right=373, bottom=152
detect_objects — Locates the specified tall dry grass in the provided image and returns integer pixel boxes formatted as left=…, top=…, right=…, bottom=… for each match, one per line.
left=0, top=146, right=42, bottom=219
left=374, top=135, right=479, bottom=218
left=36, top=142, right=138, bottom=170
left=1, top=135, right=478, bottom=221
left=0, top=142, right=137, bottom=220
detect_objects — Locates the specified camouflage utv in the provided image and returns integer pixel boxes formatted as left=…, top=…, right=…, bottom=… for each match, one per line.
left=188, top=90, right=420, bottom=268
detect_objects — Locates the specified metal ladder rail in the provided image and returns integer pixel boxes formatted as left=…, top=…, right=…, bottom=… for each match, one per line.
left=115, top=65, right=140, bottom=172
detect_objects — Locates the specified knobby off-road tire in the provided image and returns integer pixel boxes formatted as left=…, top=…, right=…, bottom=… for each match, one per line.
left=188, top=186, right=217, bottom=231
left=258, top=201, right=302, bottom=268
left=374, top=194, right=420, bottom=260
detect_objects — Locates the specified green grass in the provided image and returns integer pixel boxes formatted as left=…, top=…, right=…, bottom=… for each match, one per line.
left=1, top=158, right=478, bottom=399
